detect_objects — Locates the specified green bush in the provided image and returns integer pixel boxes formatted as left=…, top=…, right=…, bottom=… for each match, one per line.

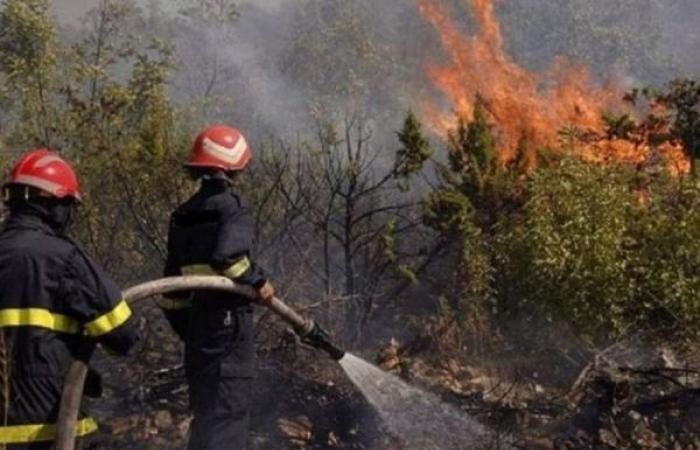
left=494, top=158, right=700, bottom=340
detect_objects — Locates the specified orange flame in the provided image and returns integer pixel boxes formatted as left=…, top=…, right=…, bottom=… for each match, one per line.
left=419, top=0, right=689, bottom=174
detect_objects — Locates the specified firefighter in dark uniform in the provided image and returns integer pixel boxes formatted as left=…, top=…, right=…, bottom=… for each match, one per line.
left=159, top=125, right=275, bottom=450
left=0, top=149, right=137, bottom=449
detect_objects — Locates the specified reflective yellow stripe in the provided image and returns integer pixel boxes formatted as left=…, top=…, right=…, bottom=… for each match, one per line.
left=0, top=308, right=80, bottom=334
left=182, top=257, right=251, bottom=280
left=223, top=257, right=251, bottom=279
left=84, top=300, right=132, bottom=337
left=0, top=416, right=98, bottom=444
left=155, top=296, right=193, bottom=310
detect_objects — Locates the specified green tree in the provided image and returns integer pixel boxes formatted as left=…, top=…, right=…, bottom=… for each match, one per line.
left=654, top=79, right=700, bottom=174
left=494, top=158, right=700, bottom=340
left=395, top=111, right=433, bottom=182
left=427, top=102, right=522, bottom=233
left=626, top=78, right=700, bottom=175
left=0, top=0, right=57, bottom=147
left=422, top=104, right=510, bottom=339
left=0, top=0, right=192, bottom=280
left=495, top=159, right=637, bottom=339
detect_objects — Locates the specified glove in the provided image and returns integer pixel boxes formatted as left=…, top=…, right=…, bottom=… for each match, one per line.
left=256, top=281, right=275, bottom=305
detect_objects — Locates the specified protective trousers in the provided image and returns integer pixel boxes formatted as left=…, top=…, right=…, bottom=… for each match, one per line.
left=5, top=434, right=95, bottom=450
left=186, top=307, right=254, bottom=450
left=5, top=444, right=53, bottom=450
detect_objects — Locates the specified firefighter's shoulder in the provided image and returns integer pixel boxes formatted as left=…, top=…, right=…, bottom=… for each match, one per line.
left=60, top=239, right=106, bottom=280
left=25, top=230, right=80, bottom=262
left=205, top=190, right=247, bottom=212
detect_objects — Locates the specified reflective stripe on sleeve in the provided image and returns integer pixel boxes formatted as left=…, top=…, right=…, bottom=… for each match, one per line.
left=181, top=256, right=251, bottom=280
left=222, top=257, right=251, bottom=279
left=155, top=296, right=193, bottom=310
left=0, top=416, right=98, bottom=444
left=0, top=308, right=81, bottom=334
left=84, top=300, right=132, bottom=337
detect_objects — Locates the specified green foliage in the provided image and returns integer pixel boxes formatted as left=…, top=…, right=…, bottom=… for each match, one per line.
left=654, top=79, right=700, bottom=172
left=602, top=112, right=638, bottom=140
left=0, top=0, right=57, bottom=145
left=447, top=104, right=498, bottom=191
left=424, top=188, right=475, bottom=235
left=395, top=111, right=433, bottom=181
left=425, top=95, right=700, bottom=342
left=627, top=179, right=700, bottom=331
left=428, top=102, right=521, bottom=232
left=0, top=0, right=192, bottom=279
left=423, top=104, right=505, bottom=332
left=0, top=0, right=55, bottom=78
left=626, top=79, right=700, bottom=173
left=495, top=159, right=700, bottom=340
left=495, top=159, right=638, bottom=338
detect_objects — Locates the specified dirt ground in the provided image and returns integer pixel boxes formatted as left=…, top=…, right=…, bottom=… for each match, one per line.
left=86, top=306, right=700, bottom=450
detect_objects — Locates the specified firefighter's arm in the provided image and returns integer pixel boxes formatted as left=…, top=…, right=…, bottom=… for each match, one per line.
left=63, top=249, right=138, bottom=355
left=157, top=215, right=191, bottom=341
left=211, top=202, right=273, bottom=302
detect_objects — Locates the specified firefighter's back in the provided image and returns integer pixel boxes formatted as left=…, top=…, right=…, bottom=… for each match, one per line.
left=0, top=149, right=136, bottom=449
left=0, top=216, right=89, bottom=360
left=0, top=216, right=99, bottom=446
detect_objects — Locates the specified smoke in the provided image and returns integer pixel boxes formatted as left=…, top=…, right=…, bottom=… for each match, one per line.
left=238, top=0, right=286, bottom=12
left=49, top=0, right=700, bottom=144
left=655, top=0, right=700, bottom=78
left=169, top=2, right=310, bottom=138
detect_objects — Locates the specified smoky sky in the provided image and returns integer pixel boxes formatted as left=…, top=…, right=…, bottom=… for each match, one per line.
left=51, top=0, right=285, bottom=21
left=50, top=0, right=700, bottom=74
left=48, top=0, right=700, bottom=140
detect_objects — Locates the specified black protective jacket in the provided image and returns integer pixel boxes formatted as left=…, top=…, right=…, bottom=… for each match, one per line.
left=0, top=212, right=137, bottom=446
left=161, top=180, right=266, bottom=348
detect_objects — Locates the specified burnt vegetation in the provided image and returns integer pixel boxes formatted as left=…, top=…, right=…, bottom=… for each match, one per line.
left=1, top=0, right=700, bottom=448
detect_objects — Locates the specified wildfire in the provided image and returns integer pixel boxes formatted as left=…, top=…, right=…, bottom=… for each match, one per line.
left=418, top=0, right=689, bottom=174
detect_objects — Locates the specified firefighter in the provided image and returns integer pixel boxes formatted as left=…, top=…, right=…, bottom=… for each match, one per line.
left=160, top=125, right=274, bottom=450
left=0, top=149, right=137, bottom=449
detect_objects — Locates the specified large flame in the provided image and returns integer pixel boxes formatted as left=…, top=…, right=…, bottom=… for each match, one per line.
left=419, top=0, right=689, bottom=174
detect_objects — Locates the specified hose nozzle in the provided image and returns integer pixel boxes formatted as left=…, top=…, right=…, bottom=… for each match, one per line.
left=300, top=322, right=345, bottom=360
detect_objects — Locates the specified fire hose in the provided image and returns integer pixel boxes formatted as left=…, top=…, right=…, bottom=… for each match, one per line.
left=55, top=276, right=345, bottom=450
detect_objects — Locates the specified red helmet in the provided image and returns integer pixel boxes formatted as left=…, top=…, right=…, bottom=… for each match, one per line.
left=4, top=149, right=81, bottom=201
left=186, top=125, right=251, bottom=172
